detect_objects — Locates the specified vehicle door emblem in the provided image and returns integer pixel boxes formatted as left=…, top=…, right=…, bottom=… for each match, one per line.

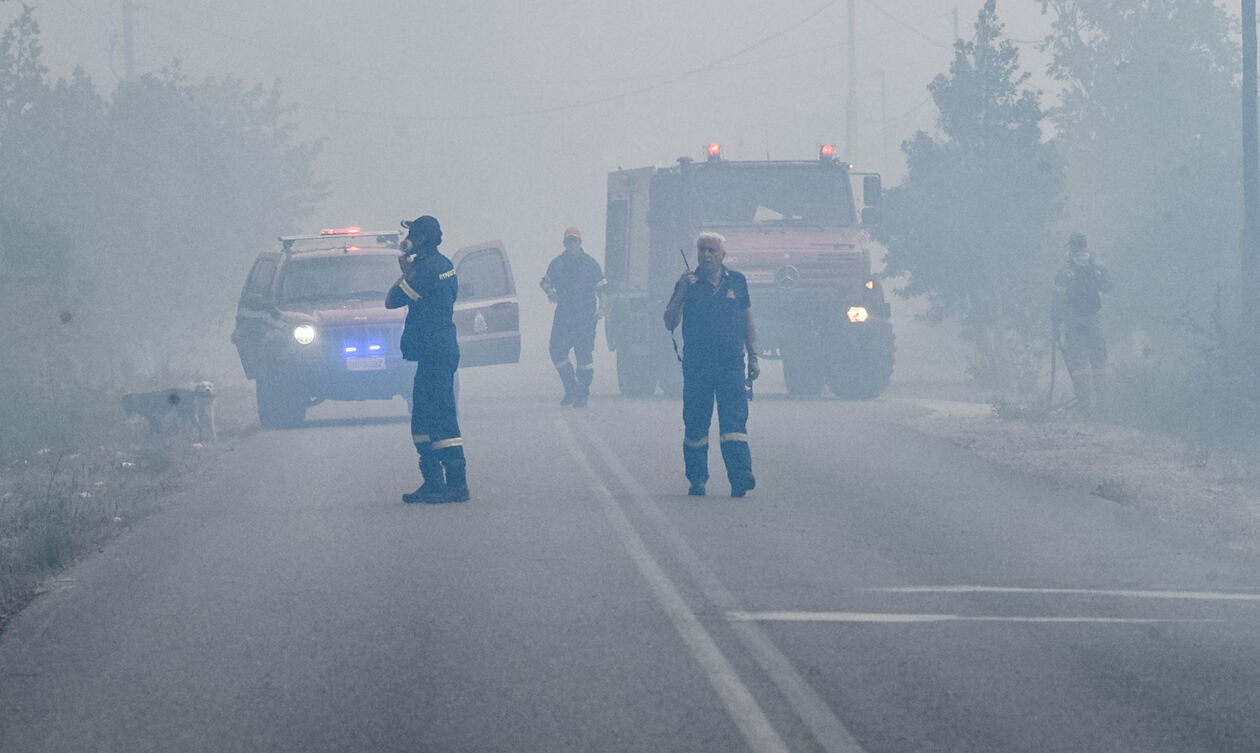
left=775, top=265, right=801, bottom=289
left=474, top=311, right=488, bottom=333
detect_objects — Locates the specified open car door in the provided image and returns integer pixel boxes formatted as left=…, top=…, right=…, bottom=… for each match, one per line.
left=451, top=240, right=521, bottom=367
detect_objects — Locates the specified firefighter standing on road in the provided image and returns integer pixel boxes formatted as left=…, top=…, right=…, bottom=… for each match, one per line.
left=1052, top=232, right=1111, bottom=416
left=663, top=232, right=759, bottom=497
left=386, top=215, right=469, bottom=503
left=540, top=227, right=607, bottom=408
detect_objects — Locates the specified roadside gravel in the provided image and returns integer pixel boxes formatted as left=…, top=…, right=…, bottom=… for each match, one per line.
left=896, top=398, right=1260, bottom=556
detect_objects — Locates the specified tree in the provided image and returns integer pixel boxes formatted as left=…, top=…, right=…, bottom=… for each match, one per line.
left=876, top=0, right=1063, bottom=388
left=0, top=6, right=326, bottom=348
left=1039, top=0, right=1240, bottom=336
left=0, top=6, right=327, bottom=453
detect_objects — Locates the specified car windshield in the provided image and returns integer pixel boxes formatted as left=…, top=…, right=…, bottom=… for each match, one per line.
left=278, top=255, right=400, bottom=303
left=693, top=164, right=856, bottom=227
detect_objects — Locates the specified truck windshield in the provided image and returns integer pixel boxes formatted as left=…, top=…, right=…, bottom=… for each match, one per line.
left=693, top=165, right=856, bottom=227
left=279, top=255, right=401, bottom=303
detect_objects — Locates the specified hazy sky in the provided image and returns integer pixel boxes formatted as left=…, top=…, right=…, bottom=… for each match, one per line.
left=11, top=0, right=1058, bottom=268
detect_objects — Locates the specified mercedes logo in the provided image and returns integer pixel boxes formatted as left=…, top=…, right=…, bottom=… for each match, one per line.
left=775, top=265, right=801, bottom=289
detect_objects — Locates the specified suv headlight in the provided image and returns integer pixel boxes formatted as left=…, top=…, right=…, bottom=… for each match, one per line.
left=293, top=324, right=317, bottom=345
left=847, top=306, right=870, bottom=323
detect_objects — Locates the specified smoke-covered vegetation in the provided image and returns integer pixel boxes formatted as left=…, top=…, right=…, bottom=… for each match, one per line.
left=0, top=7, right=324, bottom=457
left=876, top=0, right=1259, bottom=445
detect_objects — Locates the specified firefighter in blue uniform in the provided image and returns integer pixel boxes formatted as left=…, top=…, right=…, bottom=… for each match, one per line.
left=386, top=215, right=469, bottom=503
left=540, top=227, right=607, bottom=407
left=663, top=232, right=760, bottom=497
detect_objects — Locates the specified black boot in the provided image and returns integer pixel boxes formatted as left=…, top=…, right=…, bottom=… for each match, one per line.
left=435, top=447, right=469, bottom=503
left=556, top=361, right=578, bottom=406
left=721, top=438, right=755, bottom=498
left=573, top=362, right=593, bottom=408
left=403, top=454, right=446, bottom=504
left=684, top=438, right=709, bottom=497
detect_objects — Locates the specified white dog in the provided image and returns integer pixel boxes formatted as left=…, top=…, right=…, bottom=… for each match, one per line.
left=122, top=381, right=216, bottom=442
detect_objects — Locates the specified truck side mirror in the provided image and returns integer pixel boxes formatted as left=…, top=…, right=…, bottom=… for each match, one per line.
left=863, top=175, right=882, bottom=207
left=861, top=207, right=882, bottom=226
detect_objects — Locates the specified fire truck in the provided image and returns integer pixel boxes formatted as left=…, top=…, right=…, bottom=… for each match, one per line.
left=603, top=143, right=894, bottom=398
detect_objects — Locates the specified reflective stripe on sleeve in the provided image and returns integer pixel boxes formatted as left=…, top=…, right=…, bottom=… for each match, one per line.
left=595, top=278, right=608, bottom=289
left=432, top=437, right=463, bottom=450
left=438, top=269, right=456, bottom=280
left=683, top=436, right=709, bottom=448
left=412, top=434, right=431, bottom=444
left=719, top=432, right=749, bottom=443
left=399, top=279, right=421, bottom=300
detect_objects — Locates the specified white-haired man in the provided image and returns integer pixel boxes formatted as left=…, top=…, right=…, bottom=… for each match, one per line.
left=663, top=232, right=759, bottom=497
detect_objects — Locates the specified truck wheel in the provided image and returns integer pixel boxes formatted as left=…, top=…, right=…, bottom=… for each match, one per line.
left=256, top=375, right=307, bottom=429
left=827, top=321, right=895, bottom=400
left=783, top=353, right=825, bottom=398
left=658, top=356, right=683, bottom=399
left=616, top=351, right=655, bottom=396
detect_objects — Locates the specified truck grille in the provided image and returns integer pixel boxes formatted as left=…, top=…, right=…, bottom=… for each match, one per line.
left=792, top=254, right=863, bottom=285
left=741, top=253, right=865, bottom=289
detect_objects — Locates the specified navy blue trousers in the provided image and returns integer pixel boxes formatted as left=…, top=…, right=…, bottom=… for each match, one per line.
left=682, top=357, right=752, bottom=487
left=411, top=351, right=465, bottom=487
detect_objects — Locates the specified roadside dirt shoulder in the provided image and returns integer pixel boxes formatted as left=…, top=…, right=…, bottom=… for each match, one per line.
left=898, top=401, right=1260, bottom=555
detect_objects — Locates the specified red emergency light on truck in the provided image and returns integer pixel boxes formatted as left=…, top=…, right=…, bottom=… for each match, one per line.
left=603, top=144, right=894, bottom=398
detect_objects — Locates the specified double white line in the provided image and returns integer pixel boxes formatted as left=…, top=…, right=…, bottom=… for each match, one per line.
left=558, top=417, right=868, bottom=753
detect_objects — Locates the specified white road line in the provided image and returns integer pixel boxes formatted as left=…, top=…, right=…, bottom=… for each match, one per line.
left=572, top=419, right=869, bottom=753
left=729, top=611, right=1225, bottom=624
left=555, top=419, right=791, bottom=753
left=867, top=586, right=1260, bottom=601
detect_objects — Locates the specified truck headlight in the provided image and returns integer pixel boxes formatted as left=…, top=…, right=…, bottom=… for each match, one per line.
left=293, top=324, right=317, bottom=345
left=847, top=306, right=870, bottom=323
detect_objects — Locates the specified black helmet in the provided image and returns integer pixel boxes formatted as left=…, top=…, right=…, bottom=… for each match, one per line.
left=402, top=215, right=442, bottom=247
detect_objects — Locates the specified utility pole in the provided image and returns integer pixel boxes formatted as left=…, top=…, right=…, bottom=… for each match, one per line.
left=1243, top=0, right=1259, bottom=334
left=844, top=0, right=858, bottom=163
left=878, top=69, right=888, bottom=171
left=123, top=0, right=135, bottom=80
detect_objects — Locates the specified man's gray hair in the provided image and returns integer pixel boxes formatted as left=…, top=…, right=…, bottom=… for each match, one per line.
left=696, top=231, right=726, bottom=250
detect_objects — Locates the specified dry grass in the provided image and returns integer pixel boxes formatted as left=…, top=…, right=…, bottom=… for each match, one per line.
left=0, top=383, right=258, bottom=634
left=0, top=441, right=205, bottom=630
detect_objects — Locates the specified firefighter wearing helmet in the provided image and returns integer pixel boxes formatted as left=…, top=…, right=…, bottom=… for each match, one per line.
left=1052, top=232, right=1112, bottom=415
left=386, top=215, right=469, bottom=503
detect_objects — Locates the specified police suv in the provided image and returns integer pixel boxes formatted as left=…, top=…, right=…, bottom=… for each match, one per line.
left=231, top=226, right=521, bottom=428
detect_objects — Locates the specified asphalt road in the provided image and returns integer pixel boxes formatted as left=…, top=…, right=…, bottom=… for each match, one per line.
left=3, top=374, right=1260, bottom=753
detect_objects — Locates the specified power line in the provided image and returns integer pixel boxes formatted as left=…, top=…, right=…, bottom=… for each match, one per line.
left=300, top=0, right=847, bottom=124
left=861, top=0, right=952, bottom=50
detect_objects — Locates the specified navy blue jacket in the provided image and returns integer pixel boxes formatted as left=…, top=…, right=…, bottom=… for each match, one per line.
left=386, top=248, right=459, bottom=362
